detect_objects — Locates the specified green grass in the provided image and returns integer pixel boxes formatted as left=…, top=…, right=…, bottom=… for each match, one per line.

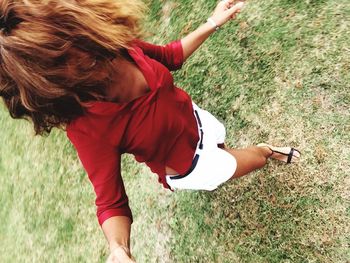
left=1, top=0, right=349, bottom=262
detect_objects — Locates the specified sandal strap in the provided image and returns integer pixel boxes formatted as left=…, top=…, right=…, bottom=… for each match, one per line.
left=258, top=143, right=300, bottom=164
left=287, top=148, right=295, bottom=164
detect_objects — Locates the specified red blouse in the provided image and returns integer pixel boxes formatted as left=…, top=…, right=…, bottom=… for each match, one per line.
left=66, top=40, right=199, bottom=226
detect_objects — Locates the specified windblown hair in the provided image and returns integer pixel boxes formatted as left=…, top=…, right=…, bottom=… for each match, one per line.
left=0, top=0, right=146, bottom=135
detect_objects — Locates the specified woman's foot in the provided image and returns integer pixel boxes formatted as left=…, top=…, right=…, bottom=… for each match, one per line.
left=257, top=143, right=301, bottom=164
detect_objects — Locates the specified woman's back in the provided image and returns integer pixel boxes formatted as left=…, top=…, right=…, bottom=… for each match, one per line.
left=67, top=41, right=200, bottom=192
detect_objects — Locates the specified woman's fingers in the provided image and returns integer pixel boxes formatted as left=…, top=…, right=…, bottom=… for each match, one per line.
left=227, top=1, right=245, bottom=15
left=222, top=0, right=235, bottom=9
left=211, top=0, right=245, bottom=26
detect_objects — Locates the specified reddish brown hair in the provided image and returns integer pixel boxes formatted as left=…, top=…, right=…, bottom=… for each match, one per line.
left=0, top=0, right=145, bottom=135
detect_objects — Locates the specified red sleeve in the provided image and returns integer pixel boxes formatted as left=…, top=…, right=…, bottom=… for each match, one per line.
left=67, top=130, right=132, bottom=226
left=134, top=39, right=184, bottom=71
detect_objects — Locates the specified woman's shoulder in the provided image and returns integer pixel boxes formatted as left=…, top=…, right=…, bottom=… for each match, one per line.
left=66, top=101, right=131, bottom=146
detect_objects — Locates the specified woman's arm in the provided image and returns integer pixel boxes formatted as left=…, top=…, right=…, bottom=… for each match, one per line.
left=66, top=129, right=134, bottom=262
left=181, top=1, right=245, bottom=60
left=103, top=216, right=135, bottom=263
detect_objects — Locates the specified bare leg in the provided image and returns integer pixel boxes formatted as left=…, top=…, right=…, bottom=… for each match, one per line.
left=224, top=146, right=272, bottom=178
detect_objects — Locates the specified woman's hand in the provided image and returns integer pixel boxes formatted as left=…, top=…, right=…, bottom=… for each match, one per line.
left=210, top=1, right=245, bottom=27
left=182, top=1, right=246, bottom=60
left=106, top=246, right=135, bottom=263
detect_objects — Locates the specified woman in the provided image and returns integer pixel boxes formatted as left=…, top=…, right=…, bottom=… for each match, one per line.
left=0, top=0, right=300, bottom=262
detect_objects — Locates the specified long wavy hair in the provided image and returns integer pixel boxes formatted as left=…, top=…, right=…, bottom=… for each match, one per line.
left=0, top=0, right=146, bottom=135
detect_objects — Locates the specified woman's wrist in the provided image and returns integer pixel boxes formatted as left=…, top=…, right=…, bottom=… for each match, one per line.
left=110, top=243, right=131, bottom=255
left=109, top=238, right=130, bottom=253
left=207, top=17, right=220, bottom=31
left=110, top=240, right=129, bottom=250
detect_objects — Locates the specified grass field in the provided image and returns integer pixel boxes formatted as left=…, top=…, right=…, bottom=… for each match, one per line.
left=1, top=0, right=349, bottom=262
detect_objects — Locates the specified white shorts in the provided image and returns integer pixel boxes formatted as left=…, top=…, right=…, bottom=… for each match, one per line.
left=166, top=103, right=237, bottom=191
